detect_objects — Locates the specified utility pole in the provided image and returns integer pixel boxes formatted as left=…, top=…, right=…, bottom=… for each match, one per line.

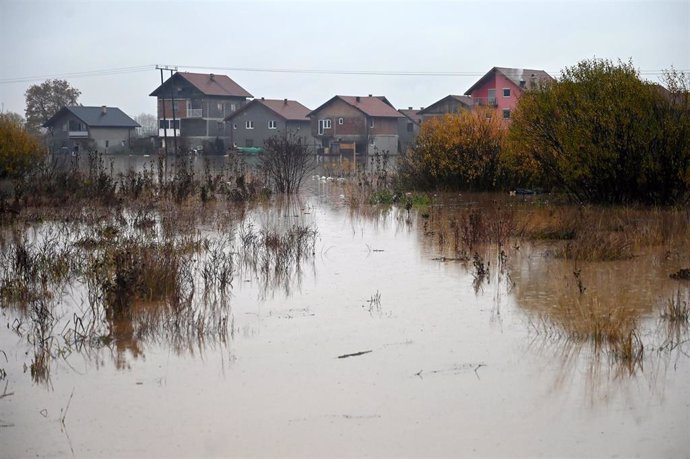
left=156, top=65, right=169, bottom=156
left=156, top=65, right=179, bottom=154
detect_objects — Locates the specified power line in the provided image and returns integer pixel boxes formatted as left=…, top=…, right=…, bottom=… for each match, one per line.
left=0, top=65, right=155, bottom=84
left=1, top=63, right=687, bottom=85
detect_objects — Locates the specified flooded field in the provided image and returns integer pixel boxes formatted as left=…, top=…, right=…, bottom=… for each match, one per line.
left=1, top=155, right=689, bottom=458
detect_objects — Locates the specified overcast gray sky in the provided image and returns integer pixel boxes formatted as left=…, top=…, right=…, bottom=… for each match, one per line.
left=1, top=0, right=688, bottom=118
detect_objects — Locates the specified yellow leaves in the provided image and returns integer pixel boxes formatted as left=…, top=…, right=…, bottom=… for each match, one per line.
left=404, top=109, right=505, bottom=189
left=0, top=118, right=44, bottom=178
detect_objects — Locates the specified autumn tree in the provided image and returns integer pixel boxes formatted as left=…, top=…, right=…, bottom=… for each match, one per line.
left=399, top=108, right=505, bottom=190
left=0, top=117, right=44, bottom=178
left=506, top=58, right=690, bottom=204
left=24, top=79, right=81, bottom=134
left=0, top=111, right=26, bottom=128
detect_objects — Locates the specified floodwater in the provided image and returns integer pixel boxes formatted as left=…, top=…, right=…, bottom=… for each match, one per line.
left=1, top=157, right=689, bottom=458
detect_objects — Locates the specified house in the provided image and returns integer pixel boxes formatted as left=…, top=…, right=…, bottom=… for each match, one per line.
left=149, top=72, right=253, bottom=151
left=307, top=95, right=403, bottom=155
left=464, top=67, right=554, bottom=122
left=398, top=107, right=422, bottom=153
left=224, top=97, right=317, bottom=151
left=417, top=95, right=473, bottom=122
left=43, top=105, right=140, bottom=153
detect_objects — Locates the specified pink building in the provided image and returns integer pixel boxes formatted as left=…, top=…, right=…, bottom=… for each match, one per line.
left=464, top=67, right=554, bottom=123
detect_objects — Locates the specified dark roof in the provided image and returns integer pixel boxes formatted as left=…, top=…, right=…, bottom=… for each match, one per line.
left=308, top=95, right=404, bottom=118
left=150, top=72, right=253, bottom=98
left=464, top=67, right=554, bottom=95
left=43, top=106, right=139, bottom=128
left=224, top=98, right=311, bottom=122
left=418, top=95, right=473, bottom=115
left=398, top=108, right=422, bottom=125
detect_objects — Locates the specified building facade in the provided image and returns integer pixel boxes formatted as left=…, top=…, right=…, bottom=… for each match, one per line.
left=464, top=67, right=554, bottom=122
left=43, top=106, right=139, bottom=153
left=224, top=98, right=317, bottom=150
left=150, top=72, right=252, bottom=151
left=307, top=95, right=403, bottom=155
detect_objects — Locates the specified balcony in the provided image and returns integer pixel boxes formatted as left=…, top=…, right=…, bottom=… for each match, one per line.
left=158, top=128, right=181, bottom=138
left=472, top=97, right=498, bottom=107
left=68, top=130, right=89, bottom=138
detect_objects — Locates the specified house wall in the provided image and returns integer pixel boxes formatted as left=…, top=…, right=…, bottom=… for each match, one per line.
left=469, top=73, right=523, bottom=122
left=420, top=99, right=470, bottom=122
left=89, top=127, right=135, bottom=152
left=310, top=99, right=400, bottom=154
left=398, top=117, right=419, bottom=153
left=228, top=104, right=315, bottom=149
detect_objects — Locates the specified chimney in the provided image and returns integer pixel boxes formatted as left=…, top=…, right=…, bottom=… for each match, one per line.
left=101, top=105, right=107, bottom=115
left=408, top=106, right=413, bottom=110
left=368, top=94, right=372, bottom=97
left=261, top=97, right=265, bottom=101
left=356, top=96, right=361, bottom=103
left=210, top=73, right=215, bottom=81
left=420, top=107, right=425, bottom=110
left=284, top=98, right=288, bottom=105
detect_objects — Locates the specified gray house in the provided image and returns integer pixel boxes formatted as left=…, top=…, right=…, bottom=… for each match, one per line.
left=43, top=105, right=140, bottom=153
left=417, top=95, right=473, bottom=122
left=224, top=98, right=316, bottom=150
left=149, top=72, right=253, bottom=151
left=398, top=107, right=422, bottom=153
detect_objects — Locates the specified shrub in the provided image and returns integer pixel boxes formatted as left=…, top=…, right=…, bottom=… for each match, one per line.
left=0, top=118, right=44, bottom=179
left=505, top=58, right=690, bottom=204
left=260, top=132, right=315, bottom=193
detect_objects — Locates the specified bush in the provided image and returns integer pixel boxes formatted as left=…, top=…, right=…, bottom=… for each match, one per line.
left=505, top=58, right=690, bottom=204
left=260, top=132, right=315, bottom=194
left=398, top=108, right=505, bottom=190
left=0, top=118, right=44, bottom=178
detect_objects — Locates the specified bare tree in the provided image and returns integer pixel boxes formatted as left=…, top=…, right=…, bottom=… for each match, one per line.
left=260, top=132, right=315, bottom=194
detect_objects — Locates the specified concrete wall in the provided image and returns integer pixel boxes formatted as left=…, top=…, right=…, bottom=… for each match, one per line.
left=89, top=127, right=135, bottom=153
left=398, top=117, right=419, bottom=153
left=228, top=104, right=315, bottom=149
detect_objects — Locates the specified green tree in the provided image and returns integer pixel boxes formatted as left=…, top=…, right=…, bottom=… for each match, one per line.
left=0, top=117, right=44, bottom=178
left=506, top=58, right=690, bottom=204
left=399, top=108, right=505, bottom=190
left=24, top=79, right=81, bottom=134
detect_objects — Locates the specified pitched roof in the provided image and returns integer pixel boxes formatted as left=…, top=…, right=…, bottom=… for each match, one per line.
left=224, top=98, right=311, bottom=122
left=398, top=108, right=422, bottom=125
left=308, top=95, right=404, bottom=118
left=43, top=106, right=139, bottom=128
left=150, top=72, right=253, bottom=98
left=418, top=95, right=473, bottom=115
left=464, top=67, right=554, bottom=95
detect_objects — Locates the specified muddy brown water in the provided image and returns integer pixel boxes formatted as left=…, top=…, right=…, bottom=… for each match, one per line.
left=1, top=160, right=689, bottom=458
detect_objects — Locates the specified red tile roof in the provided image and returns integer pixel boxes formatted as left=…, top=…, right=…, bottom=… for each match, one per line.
left=150, top=72, right=252, bottom=98
left=224, top=98, right=311, bottom=121
left=309, top=95, right=404, bottom=118
left=338, top=96, right=403, bottom=117
left=179, top=72, right=253, bottom=97
left=464, top=67, right=554, bottom=95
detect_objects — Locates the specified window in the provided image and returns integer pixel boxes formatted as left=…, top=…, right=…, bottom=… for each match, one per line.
left=217, top=103, right=223, bottom=111
left=369, top=137, right=375, bottom=145
left=245, top=120, right=254, bottom=129
left=369, top=119, right=375, bottom=128
left=406, top=122, right=414, bottom=133
left=233, top=123, right=237, bottom=130
left=159, top=120, right=179, bottom=129
left=503, top=88, right=511, bottom=97
left=338, top=117, right=344, bottom=125
left=318, top=119, right=332, bottom=135
left=488, top=89, right=497, bottom=106
left=502, top=109, right=511, bottom=119
left=105, top=140, right=109, bottom=148
left=268, top=120, right=277, bottom=129
left=230, top=104, right=237, bottom=112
